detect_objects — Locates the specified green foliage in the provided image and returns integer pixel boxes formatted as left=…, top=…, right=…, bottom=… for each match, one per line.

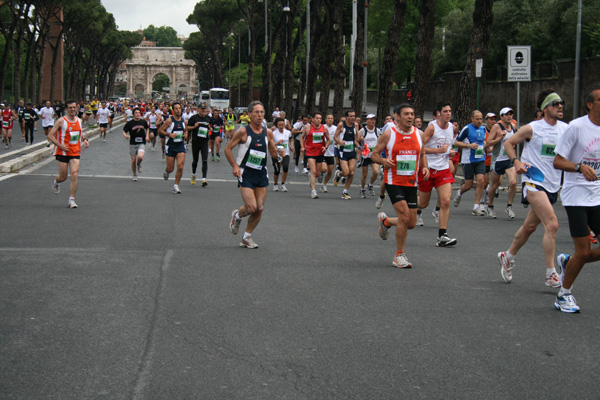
left=143, top=25, right=181, bottom=47
left=152, top=73, right=170, bottom=92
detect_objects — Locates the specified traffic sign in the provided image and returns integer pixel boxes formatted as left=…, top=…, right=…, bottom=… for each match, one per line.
left=507, top=45, right=531, bottom=82
left=475, top=59, right=483, bottom=78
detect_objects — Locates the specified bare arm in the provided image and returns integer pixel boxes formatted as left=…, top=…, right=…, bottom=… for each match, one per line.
left=224, top=127, right=248, bottom=178
left=504, top=124, right=533, bottom=174
left=554, top=154, right=598, bottom=182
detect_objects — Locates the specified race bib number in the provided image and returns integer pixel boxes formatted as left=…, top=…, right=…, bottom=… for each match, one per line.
left=241, top=121, right=248, bottom=126
left=312, top=132, right=323, bottom=144
left=474, top=145, right=485, bottom=158
left=135, top=137, right=143, bottom=143
left=197, top=127, right=208, bottom=138
left=68, top=131, right=80, bottom=144
left=173, top=130, right=183, bottom=142
left=2, top=121, right=8, bottom=128
left=212, top=126, right=220, bottom=133
left=541, top=136, right=557, bottom=157
left=150, top=121, right=156, bottom=129
left=246, top=149, right=266, bottom=170
left=25, top=114, right=31, bottom=120
left=279, top=142, right=288, bottom=150
left=396, top=154, right=417, bottom=175
left=343, top=142, right=354, bottom=152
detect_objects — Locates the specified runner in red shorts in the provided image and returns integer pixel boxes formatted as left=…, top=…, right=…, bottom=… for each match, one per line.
left=1, top=103, right=17, bottom=149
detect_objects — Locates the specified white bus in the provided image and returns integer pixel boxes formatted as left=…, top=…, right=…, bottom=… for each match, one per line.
left=194, top=88, right=230, bottom=110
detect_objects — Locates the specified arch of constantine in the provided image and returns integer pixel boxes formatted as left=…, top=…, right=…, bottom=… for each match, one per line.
left=125, top=47, right=197, bottom=99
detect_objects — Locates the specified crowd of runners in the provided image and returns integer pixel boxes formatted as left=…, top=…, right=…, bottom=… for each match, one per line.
left=31, top=84, right=600, bottom=314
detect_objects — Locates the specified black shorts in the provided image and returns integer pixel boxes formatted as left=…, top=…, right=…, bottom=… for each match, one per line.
left=99, top=123, right=108, bottom=128
left=564, top=205, right=600, bottom=238
left=493, top=159, right=514, bottom=176
left=385, top=184, right=418, bottom=208
left=463, top=161, right=486, bottom=180
left=324, top=156, right=335, bottom=166
left=361, top=157, right=377, bottom=166
left=306, top=154, right=325, bottom=163
left=92, top=110, right=98, bottom=116
left=56, top=155, right=80, bottom=163
left=238, top=167, right=269, bottom=189
left=209, top=131, right=222, bottom=140
left=340, top=151, right=357, bottom=161
left=521, top=182, right=558, bottom=206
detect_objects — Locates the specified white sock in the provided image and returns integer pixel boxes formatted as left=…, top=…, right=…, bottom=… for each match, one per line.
left=243, top=232, right=251, bottom=239
left=69, top=196, right=74, bottom=201
left=558, top=287, right=571, bottom=297
left=235, top=212, right=241, bottom=221
left=505, top=251, right=515, bottom=261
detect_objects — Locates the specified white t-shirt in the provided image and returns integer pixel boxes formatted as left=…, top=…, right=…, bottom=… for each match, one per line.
left=522, top=119, right=568, bottom=193
left=325, top=124, right=337, bottom=157
left=424, top=120, right=453, bottom=171
left=292, top=121, right=305, bottom=137
left=273, top=128, right=292, bottom=156
left=555, top=115, right=600, bottom=206
left=126, top=109, right=133, bottom=121
left=97, top=107, right=110, bottom=124
left=39, top=107, right=55, bottom=127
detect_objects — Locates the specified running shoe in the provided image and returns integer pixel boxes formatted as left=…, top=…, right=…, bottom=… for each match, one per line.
left=240, top=236, right=258, bottom=249
left=278, top=183, right=283, bottom=191
left=393, top=253, right=412, bottom=268
left=273, top=185, right=279, bottom=192
left=487, top=207, right=497, bottom=219
left=436, top=234, right=457, bottom=247
left=472, top=207, right=486, bottom=216
left=368, top=185, right=375, bottom=196
left=172, top=184, right=182, bottom=194
left=229, top=209, right=241, bottom=235
left=341, top=191, right=351, bottom=200
left=216, top=154, right=220, bottom=161
left=163, top=171, right=169, bottom=180
left=376, top=196, right=385, bottom=209
left=201, top=178, right=208, bottom=187
left=453, top=193, right=461, bottom=207
left=432, top=209, right=439, bottom=223
left=360, top=189, right=366, bottom=199
left=137, top=164, right=142, bottom=173
left=311, top=190, right=318, bottom=199
left=68, top=199, right=78, bottom=209
left=281, top=184, right=288, bottom=192
left=498, top=251, right=514, bottom=283
left=211, top=154, right=215, bottom=161
left=191, top=174, right=196, bottom=185
left=554, top=294, right=580, bottom=313
left=294, top=166, right=299, bottom=173
left=317, top=173, right=323, bottom=183
left=133, top=175, right=137, bottom=182
left=556, top=253, right=570, bottom=285
left=320, top=185, right=328, bottom=193
left=333, top=170, right=340, bottom=186
left=52, top=179, right=60, bottom=194
left=495, top=188, right=500, bottom=198
left=302, top=167, right=309, bottom=174
left=416, top=214, right=424, bottom=226
left=377, top=212, right=389, bottom=240
left=545, top=272, right=561, bottom=288
left=505, top=206, right=515, bottom=219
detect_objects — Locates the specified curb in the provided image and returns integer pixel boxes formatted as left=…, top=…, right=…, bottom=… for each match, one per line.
left=0, top=116, right=126, bottom=173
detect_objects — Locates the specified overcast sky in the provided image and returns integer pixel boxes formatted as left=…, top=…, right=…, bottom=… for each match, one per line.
left=102, top=0, right=200, bottom=37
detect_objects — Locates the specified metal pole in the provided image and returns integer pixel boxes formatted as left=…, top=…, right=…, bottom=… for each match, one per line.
left=573, top=0, right=582, bottom=119
left=266, top=0, right=271, bottom=112
left=477, top=78, right=480, bottom=110
left=363, top=1, right=368, bottom=115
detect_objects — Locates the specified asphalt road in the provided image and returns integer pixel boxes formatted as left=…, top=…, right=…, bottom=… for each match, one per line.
left=1, top=127, right=599, bottom=399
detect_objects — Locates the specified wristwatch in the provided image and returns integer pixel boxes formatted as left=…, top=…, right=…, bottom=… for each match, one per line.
left=574, top=163, right=582, bottom=173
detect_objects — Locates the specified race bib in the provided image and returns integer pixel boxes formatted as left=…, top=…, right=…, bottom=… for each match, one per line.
left=150, top=121, right=156, bottom=129
left=197, top=127, right=208, bottom=138
left=474, top=145, right=485, bottom=158
left=2, top=121, right=8, bottom=128
left=313, top=132, right=323, bottom=144
left=173, top=130, right=184, bottom=142
left=135, top=137, right=143, bottom=143
left=246, top=149, right=266, bottom=170
left=396, top=154, right=417, bottom=175
left=25, top=114, right=31, bottom=120
left=541, top=136, right=557, bottom=157
left=343, top=142, right=354, bottom=152
left=68, top=131, right=80, bottom=144
left=212, top=126, right=220, bottom=133
left=280, top=142, right=288, bottom=150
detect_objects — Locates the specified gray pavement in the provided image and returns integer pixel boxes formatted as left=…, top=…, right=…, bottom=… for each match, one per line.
left=1, top=129, right=599, bottom=399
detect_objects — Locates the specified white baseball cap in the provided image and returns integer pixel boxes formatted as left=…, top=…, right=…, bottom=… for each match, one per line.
left=500, top=107, right=513, bottom=116
left=485, top=112, right=496, bottom=118
left=366, top=113, right=376, bottom=119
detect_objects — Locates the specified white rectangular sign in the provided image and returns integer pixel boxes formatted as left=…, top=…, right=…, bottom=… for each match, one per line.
left=475, top=59, right=483, bottom=78
left=507, top=45, right=531, bottom=82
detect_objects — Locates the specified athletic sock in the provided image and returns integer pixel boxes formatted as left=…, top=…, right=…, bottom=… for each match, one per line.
left=379, top=195, right=385, bottom=200
left=507, top=203, right=512, bottom=208
left=243, top=232, right=251, bottom=239
left=235, top=212, right=241, bottom=221
left=505, top=251, right=515, bottom=261
left=546, top=268, right=557, bottom=277
left=417, top=210, right=422, bottom=215
left=438, top=229, right=446, bottom=238
left=457, top=191, right=462, bottom=197
left=435, top=206, right=440, bottom=212
left=558, top=287, right=571, bottom=297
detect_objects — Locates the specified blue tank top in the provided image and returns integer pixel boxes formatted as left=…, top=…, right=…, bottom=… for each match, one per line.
left=240, top=125, right=268, bottom=170
left=341, top=123, right=356, bottom=153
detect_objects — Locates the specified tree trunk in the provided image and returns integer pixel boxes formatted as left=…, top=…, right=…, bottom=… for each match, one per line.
left=376, top=0, right=408, bottom=124
left=0, top=31, right=15, bottom=100
left=351, top=1, right=365, bottom=116
left=305, top=0, right=325, bottom=116
left=13, top=25, right=25, bottom=102
left=453, top=0, right=494, bottom=127
left=329, top=0, right=345, bottom=120
left=318, top=16, right=334, bottom=115
left=413, top=0, right=435, bottom=119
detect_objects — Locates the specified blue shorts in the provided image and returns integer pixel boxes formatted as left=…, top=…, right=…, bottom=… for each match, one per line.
left=238, top=167, right=269, bottom=189
left=493, top=159, right=514, bottom=176
left=340, top=151, right=357, bottom=161
left=165, top=144, right=186, bottom=158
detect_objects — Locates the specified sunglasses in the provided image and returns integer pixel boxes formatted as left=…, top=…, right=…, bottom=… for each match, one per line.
left=550, top=100, right=565, bottom=108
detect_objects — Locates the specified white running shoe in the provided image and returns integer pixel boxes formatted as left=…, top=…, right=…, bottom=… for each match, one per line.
left=453, top=193, right=461, bottom=207
left=393, top=253, right=412, bottom=268
left=436, top=234, right=457, bottom=247
left=432, top=210, right=439, bottom=223
left=229, top=209, right=241, bottom=235
left=311, top=190, right=318, bottom=199
left=133, top=175, right=137, bottom=182
left=505, top=206, right=515, bottom=219
left=240, top=236, right=259, bottom=249
left=545, top=272, right=561, bottom=288
left=556, top=253, right=570, bottom=285
left=378, top=212, right=389, bottom=240
left=487, top=207, right=497, bottom=219
left=172, top=184, right=181, bottom=194
left=320, top=185, right=328, bottom=193
left=52, top=179, right=60, bottom=194
left=416, top=214, right=424, bottom=226
left=498, top=251, right=514, bottom=283
left=360, top=189, right=366, bottom=199
left=341, top=191, right=351, bottom=200
left=294, top=165, right=299, bottom=173
left=376, top=196, right=385, bottom=209
left=472, top=207, right=486, bottom=216
left=281, top=184, right=288, bottom=192
left=302, top=167, right=309, bottom=174
left=554, top=294, right=580, bottom=313
left=68, top=199, right=78, bottom=209
left=278, top=183, right=283, bottom=191
left=368, top=185, right=375, bottom=196
left=273, top=185, right=279, bottom=192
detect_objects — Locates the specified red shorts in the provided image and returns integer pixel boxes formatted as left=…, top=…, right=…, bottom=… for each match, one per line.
left=1, top=121, right=13, bottom=130
left=451, top=151, right=460, bottom=165
left=418, top=167, right=455, bottom=192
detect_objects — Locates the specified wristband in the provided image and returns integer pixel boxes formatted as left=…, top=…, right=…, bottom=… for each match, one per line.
left=510, top=157, right=517, bottom=163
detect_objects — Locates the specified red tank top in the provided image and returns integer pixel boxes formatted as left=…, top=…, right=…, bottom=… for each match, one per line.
left=384, top=126, right=422, bottom=187
left=305, top=123, right=326, bottom=157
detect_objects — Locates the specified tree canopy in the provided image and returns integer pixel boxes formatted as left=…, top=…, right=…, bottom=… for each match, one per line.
left=142, top=25, right=181, bottom=47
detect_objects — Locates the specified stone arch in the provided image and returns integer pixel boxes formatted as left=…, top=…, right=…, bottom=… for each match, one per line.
left=134, top=84, right=144, bottom=97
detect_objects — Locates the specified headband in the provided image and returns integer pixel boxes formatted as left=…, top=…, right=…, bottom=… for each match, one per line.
left=541, top=93, right=561, bottom=110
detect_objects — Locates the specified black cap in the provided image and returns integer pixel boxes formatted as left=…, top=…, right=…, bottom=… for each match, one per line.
left=198, top=102, right=208, bottom=108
